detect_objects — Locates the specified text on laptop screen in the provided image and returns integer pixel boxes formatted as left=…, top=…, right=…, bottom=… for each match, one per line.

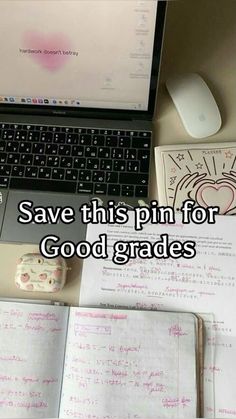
left=0, top=0, right=158, bottom=111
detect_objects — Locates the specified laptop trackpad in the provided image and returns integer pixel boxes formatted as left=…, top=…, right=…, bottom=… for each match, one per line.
left=1, top=190, right=89, bottom=244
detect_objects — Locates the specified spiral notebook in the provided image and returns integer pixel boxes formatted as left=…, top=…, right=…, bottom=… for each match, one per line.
left=0, top=300, right=203, bottom=419
left=155, top=142, right=236, bottom=214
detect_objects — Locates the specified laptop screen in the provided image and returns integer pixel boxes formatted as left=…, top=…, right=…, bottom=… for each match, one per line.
left=0, top=0, right=161, bottom=113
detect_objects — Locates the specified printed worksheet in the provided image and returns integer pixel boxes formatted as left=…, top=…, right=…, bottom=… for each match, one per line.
left=80, top=214, right=236, bottom=418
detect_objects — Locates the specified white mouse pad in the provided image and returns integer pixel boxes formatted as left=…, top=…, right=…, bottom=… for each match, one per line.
left=155, top=142, right=236, bottom=215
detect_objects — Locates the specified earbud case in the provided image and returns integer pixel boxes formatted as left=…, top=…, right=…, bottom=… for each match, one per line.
left=15, top=253, right=67, bottom=292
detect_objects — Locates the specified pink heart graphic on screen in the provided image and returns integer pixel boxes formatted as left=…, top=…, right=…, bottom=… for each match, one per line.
left=23, top=31, right=71, bottom=71
left=196, top=183, right=235, bottom=214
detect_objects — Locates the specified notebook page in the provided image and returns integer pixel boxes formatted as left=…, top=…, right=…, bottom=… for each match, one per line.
left=0, top=301, right=69, bottom=418
left=59, top=307, right=198, bottom=419
left=80, top=213, right=236, bottom=417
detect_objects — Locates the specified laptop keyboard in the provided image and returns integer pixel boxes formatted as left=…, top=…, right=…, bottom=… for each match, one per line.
left=0, top=123, right=151, bottom=198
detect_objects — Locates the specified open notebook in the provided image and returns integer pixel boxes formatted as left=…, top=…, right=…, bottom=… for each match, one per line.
left=155, top=142, right=236, bottom=214
left=0, top=300, right=203, bottom=419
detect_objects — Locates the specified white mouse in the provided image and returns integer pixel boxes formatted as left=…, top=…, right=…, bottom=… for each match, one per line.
left=166, top=73, right=222, bottom=138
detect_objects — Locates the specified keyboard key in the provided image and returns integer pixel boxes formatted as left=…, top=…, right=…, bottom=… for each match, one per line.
left=65, top=169, right=78, bottom=181
left=19, top=142, right=32, bottom=153
left=128, top=131, right=138, bottom=137
left=28, top=131, right=40, bottom=142
left=119, top=172, right=148, bottom=185
left=80, top=135, right=91, bottom=146
left=15, top=130, right=27, bottom=141
left=105, top=136, right=117, bottom=147
left=112, top=148, right=123, bottom=159
left=23, top=125, right=34, bottom=131
left=72, top=146, right=84, bottom=157
left=113, top=130, right=125, bottom=136
left=92, top=135, right=105, bottom=146
left=77, top=182, right=93, bottom=194
left=132, top=137, right=151, bottom=149
left=10, top=178, right=76, bottom=193
left=54, top=133, right=66, bottom=143
left=87, top=158, right=99, bottom=170
left=127, top=161, right=139, bottom=172
left=113, top=160, right=126, bottom=171
left=61, top=157, right=73, bottom=168
left=98, top=147, right=110, bottom=158
left=52, top=168, right=65, bottom=180
left=139, top=131, right=151, bottom=138
left=124, top=149, right=137, bottom=160
left=2, top=130, right=15, bottom=140
left=7, top=153, right=20, bottom=165
left=45, top=144, right=58, bottom=155
left=79, top=170, right=92, bottom=182
left=0, top=177, right=9, bottom=188
left=138, top=149, right=150, bottom=172
left=74, top=128, right=86, bottom=134
left=21, top=154, right=34, bottom=165
left=85, top=146, right=97, bottom=158
left=39, top=167, right=52, bottom=179
left=100, top=129, right=112, bottom=135
left=48, top=126, right=60, bottom=132
left=105, top=172, right=118, bottom=183
left=73, top=157, right=86, bottom=169
left=36, top=126, right=48, bottom=131
left=0, top=165, right=11, bottom=176
left=33, top=143, right=45, bottom=154
left=0, top=153, right=7, bottom=163
left=118, top=136, right=131, bottom=148
left=94, top=183, right=107, bottom=194
left=25, top=167, right=38, bottom=178
left=12, top=165, right=25, bottom=177
left=87, top=128, right=99, bottom=134
left=122, top=185, right=134, bottom=197
left=62, top=127, right=74, bottom=133
left=135, top=186, right=148, bottom=197
left=40, top=132, right=53, bottom=143
left=66, top=134, right=78, bottom=145
left=47, top=156, right=60, bottom=167
left=59, top=145, right=71, bottom=156
left=108, top=184, right=121, bottom=196
left=100, top=159, right=112, bottom=170
left=6, top=141, right=19, bottom=153
left=33, top=155, right=46, bottom=166
left=92, top=171, right=105, bottom=182
left=0, top=141, right=6, bottom=152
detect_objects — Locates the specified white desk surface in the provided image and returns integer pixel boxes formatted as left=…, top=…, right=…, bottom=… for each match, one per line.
left=1, top=0, right=236, bottom=305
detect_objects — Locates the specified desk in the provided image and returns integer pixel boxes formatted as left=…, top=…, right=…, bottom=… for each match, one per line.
left=0, top=0, right=236, bottom=305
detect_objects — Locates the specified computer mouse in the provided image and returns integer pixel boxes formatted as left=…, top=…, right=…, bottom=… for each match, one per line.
left=166, top=73, right=222, bottom=138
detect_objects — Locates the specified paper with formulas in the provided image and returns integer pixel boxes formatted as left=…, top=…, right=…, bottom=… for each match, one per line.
left=80, top=213, right=236, bottom=418
left=59, top=307, right=198, bottom=419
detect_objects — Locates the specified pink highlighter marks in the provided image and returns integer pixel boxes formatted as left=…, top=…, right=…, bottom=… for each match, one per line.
left=23, top=31, right=71, bottom=72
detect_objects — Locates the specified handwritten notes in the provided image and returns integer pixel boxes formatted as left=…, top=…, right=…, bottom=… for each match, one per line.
left=80, top=214, right=236, bottom=418
left=0, top=301, right=69, bottom=418
left=59, top=307, right=198, bottom=419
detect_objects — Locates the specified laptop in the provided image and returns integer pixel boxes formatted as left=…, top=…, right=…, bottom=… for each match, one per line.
left=0, top=0, right=166, bottom=244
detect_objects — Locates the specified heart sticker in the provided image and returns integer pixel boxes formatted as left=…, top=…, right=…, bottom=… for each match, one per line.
left=23, top=31, right=71, bottom=71
left=196, top=183, right=235, bottom=214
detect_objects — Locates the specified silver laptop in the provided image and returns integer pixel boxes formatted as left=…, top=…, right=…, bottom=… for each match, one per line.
left=0, top=0, right=166, bottom=244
